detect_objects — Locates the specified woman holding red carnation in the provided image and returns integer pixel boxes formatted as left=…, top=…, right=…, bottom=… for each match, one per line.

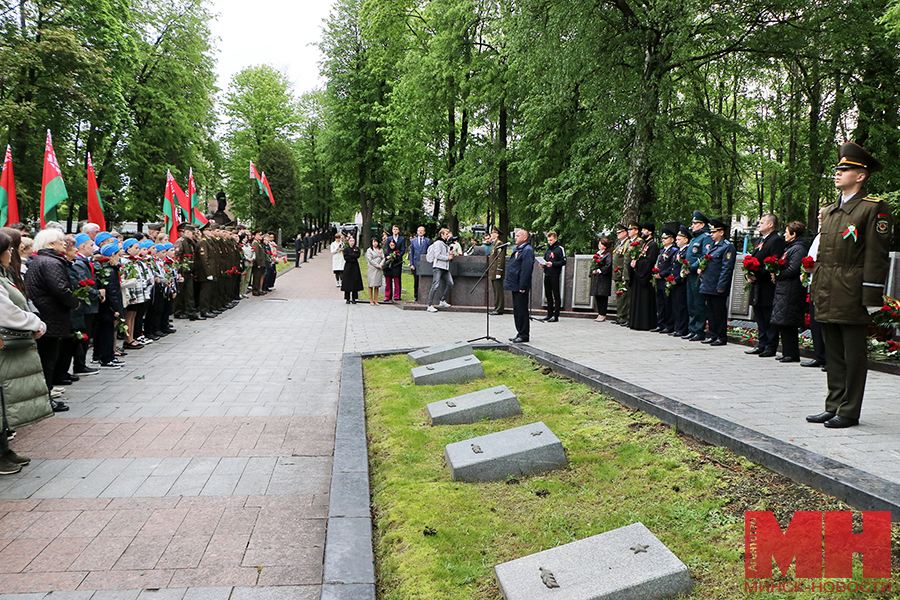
left=771, top=221, right=811, bottom=363
left=589, top=238, right=613, bottom=321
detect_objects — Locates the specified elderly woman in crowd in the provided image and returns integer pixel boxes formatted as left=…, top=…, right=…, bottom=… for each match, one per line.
left=771, top=221, right=811, bottom=363
left=341, top=236, right=364, bottom=304
left=23, top=228, right=78, bottom=412
left=0, top=231, right=51, bottom=474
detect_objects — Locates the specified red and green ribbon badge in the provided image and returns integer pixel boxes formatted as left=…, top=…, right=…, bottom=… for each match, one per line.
left=842, top=223, right=858, bottom=242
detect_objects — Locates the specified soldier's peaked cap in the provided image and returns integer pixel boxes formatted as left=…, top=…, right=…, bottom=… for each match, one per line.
left=708, top=218, right=727, bottom=232
left=837, top=142, right=884, bottom=173
left=692, top=211, right=709, bottom=224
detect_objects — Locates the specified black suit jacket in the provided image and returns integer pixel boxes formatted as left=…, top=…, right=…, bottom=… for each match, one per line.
left=749, top=232, right=785, bottom=307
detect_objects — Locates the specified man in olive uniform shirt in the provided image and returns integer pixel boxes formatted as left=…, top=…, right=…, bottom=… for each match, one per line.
left=487, top=227, right=506, bottom=315
left=611, top=224, right=629, bottom=325
left=251, top=231, right=268, bottom=295
left=808, top=142, right=892, bottom=429
left=173, top=223, right=201, bottom=320
left=196, top=224, right=217, bottom=318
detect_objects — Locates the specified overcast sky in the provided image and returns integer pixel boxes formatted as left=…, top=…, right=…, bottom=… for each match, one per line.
left=208, top=0, right=335, bottom=100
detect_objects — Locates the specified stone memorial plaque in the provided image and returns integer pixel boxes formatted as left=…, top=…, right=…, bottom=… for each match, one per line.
left=494, top=522, right=692, bottom=600
left=541, top=266, right=566, bottom=308
left=444, top=421, right=567, bottom=482
left=728, top=253, right=751, bottom=319
left=408, top=341, right=474, bottom=366
left=411, top=355, right=485, bottom=386
left=571, top=254, right=596, bottom=309
left=427, top=385, right=521, bottom=425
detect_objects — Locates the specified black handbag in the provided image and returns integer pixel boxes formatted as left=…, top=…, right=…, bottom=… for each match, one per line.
left=0, top=326, right=36, bottom=350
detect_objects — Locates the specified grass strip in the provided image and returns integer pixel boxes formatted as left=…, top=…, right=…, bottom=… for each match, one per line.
left=364, top=350, right=900, bottom=599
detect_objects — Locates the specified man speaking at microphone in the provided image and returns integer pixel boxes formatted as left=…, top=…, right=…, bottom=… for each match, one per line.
left=505, top=229, right=534, bottom=343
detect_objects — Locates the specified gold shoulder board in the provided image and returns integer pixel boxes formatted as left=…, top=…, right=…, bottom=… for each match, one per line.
left=864, top=196, right=884, bottom=202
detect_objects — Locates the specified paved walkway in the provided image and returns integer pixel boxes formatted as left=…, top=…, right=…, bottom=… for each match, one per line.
left=1, top=252, right=898, bottom=598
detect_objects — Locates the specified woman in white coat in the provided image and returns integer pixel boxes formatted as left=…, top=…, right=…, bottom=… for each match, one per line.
left=330, top=233, right=346, bottom=287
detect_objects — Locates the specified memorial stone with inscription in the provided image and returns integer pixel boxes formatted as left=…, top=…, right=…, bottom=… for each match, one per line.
left=494, top=522, right=692, bottom=600
left=427, top=385, right=521, bottom=425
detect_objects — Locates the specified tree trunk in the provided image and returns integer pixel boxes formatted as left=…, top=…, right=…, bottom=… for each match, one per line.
left=497, top=102, right=509, bottom=243
left=446, top=101, right=459, bottom=235
left=622, top=55, right=662, bottom=224
left=806, top=64, right=822, bottom=234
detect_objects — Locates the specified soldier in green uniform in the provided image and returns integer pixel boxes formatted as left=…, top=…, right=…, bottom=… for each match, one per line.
left=488, top=226, right=506, bottom=315
left=611, top=224, right=629, bottom=325
left=173, top=223, right=200, bottom=320
left=196, top=223, right=217, bottom=318
left=251, top=231, right=267, bottom=296
left=807, top=142, right=892, bottom=429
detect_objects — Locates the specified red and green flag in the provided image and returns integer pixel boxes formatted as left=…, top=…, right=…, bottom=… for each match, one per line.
left=41, top=130, right=68, bottom=227
left=0, top=145, right=18, bottom=227
left=86, top=153, right=106, bottom=231
left=163, top=170, right=180, bottom=243
left=261, top=171, right=275, bottom=206
left=250, top=160, right=264, bottom=195
left=187, top=169, right=208, bottom=225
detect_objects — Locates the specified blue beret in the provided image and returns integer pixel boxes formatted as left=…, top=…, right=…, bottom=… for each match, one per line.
left=122, top=238, right=138, bottom=251
left=163, top=243, right=174, bottom=250
left=95, top=232, right=113, bottom=244
left=154, top=244, right=167, bottom=252
left=139, top=240, right=154, bottom=249
left=74, top=233, right=92, bottom=247
left=101, top=243, right=120, bottom=257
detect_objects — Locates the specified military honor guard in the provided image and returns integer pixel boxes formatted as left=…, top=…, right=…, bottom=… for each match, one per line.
left=611, top=224, right=629, bottom=325
left=807, top=142, right=892, bottom=428
left=698, top=218, right=736, bottom=346
left=670, top=226, right=691, bottom=337
left=487, top=227, right=506, bottom=315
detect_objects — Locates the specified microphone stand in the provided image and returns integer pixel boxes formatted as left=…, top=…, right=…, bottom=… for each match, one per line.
left=467, top=242, right=509, bottom=344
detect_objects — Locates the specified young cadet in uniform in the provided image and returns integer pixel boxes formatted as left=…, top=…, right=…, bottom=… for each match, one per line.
left=807, top=142, right=892, bottom=428
left=611, top=224, right=629, bottom=324
left=487, top=227, right=506, bottom=315
left=698, top=218, right=735, bottom=346
left=539, top=231, right=566, bottom=322
left=670, top=226, right=691, bottom=337
left=652, top=227, right=678, bottom=333
left=685, top=211, right=713, bottom=341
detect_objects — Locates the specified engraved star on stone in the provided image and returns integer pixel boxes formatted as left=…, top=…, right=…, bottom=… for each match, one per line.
left=446, top=401, right=457, bottom=407
left=630, top=543, right=649, bottom=554
left=471, top=444, right=483, bottom=453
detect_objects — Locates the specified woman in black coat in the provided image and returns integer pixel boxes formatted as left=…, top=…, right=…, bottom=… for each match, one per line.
left=24, top=230, right=79, bottom=403
left=771, top=221, right=811, bottom=363
left=590, top=238, right=613, bottom=321
left=341, top=236, right=364, bottom=304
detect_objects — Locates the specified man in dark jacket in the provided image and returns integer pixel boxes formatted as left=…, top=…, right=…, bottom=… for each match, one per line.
left=408, top=226, right=431, bottom=302
left=652, top=227, right=678, bottom=333
left=539, top=232, right=566, bottom=322
left=686, top=212, right=713, bottom=341
left=698, top=218, right=736, bottom=347
left=807, top=142, right=892, bottom=428
left=745, top=214, right=785, bottom=357
left=504, top=229, right=534, bottom=343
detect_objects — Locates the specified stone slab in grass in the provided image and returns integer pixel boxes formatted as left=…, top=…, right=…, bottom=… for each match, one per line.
left=444, top=421, right=567, bottom=482
left=408, top=340, right=473, bottom=366
left=427, top=385, right=521, bottom=425
left=411, top=355, right=485, bottom=386
left=493, top=522, right=692, bottom=600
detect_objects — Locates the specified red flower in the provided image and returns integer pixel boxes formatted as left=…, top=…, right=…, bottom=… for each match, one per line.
left=630, top=241, right=641, bottom=247
left=704, top=254, right=712, bottom=260
left=666, top=275, right=676, bottom=282
left=801, top=256, right=815, bottom=270
left=778, top=258, right=785, bottom=266
left=888, top=341, right=900, bottom=352
left=652, top=268, right=660, bottom=273
left=742, top=256, right=760, bottom=271
left=763, top=256, right=778, bottom=265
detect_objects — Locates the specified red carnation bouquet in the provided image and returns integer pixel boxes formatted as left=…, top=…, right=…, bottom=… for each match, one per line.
left=742, top=256, right=760, bottom=290
left=764, top=255, right=784, bottom=277
left=665, top=274, right=676, bottom=296
left=698, top=253, right=712, bottom=271
left=680, top=257, right=690, bottom=279
left=800, top=256, right=815, bottom=286
left=873, top=295, right=900, bottom=329
left=593, top=253, right=603, bottom=266
left=627, top=240, right=642, bottom=260
left=73, top=279, right=96, bottom=301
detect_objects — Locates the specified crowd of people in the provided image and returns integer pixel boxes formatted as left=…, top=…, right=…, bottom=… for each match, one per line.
left=0, top=219, right=300, bottom=476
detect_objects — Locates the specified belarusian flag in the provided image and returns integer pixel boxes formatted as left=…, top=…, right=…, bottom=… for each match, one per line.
left=163, top=170, right=180, bottom=243
left=41, top=130, right=68, bottom=227
left=250, top=160, right=264, bottom=195
left=86, top=153, right=106, bottom=231
left=171, top=173, right=190, bottom=221
left=187, top=169, right=208, bottom=225
left=261, top=171, right=275, bottom=206
left=0, top=145, right=18, bottom=227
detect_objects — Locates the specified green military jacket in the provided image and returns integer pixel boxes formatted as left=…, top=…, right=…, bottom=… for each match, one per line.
left=811, top=189, right=892, bottom=324
left=612, top=238, right=628, bottom=283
